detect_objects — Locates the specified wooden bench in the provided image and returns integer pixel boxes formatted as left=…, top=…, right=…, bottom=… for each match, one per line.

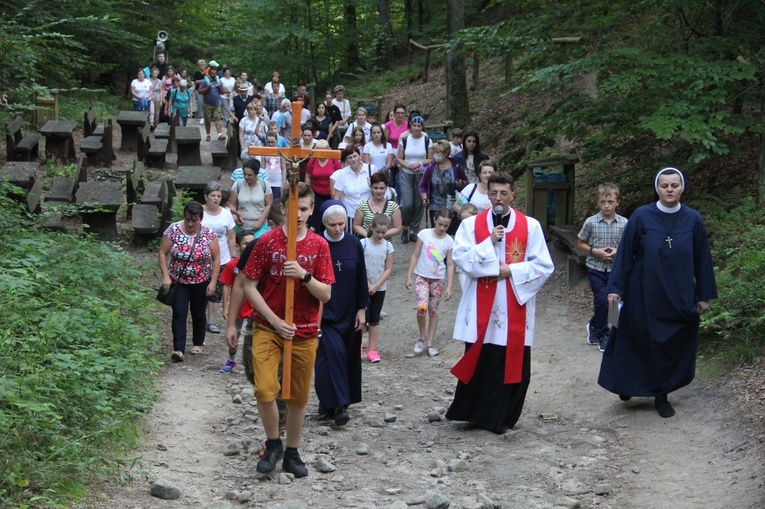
left=176, top=165, right=221, bottom=202
left=40, top=157, right=87, bottom=230
left=83, top=107, right=104, bottom=138
left=41, top=120, right=77, bottom=162
left=137, top=123, right=168, bottom=168
left=154, top=111, right=179, bottom=152
left=133, top=178, right=176, bottom=239
left=210, top=125, right=237, bottom=171
left=548, top=225, right=587, bottom=286
left=125, top=159, right=146, bottom=219
left=75, top=181, right=124, bottom=241
left=425, top=120, right=454, bottom=140
left=5, top=116, right=41, bottom=162
left=175, top=126, right=202, bottom=167
left=80, top=119, right=116, bottom=168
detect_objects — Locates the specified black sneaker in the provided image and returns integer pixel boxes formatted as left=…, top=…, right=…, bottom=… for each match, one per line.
left=256, top=440, right=284, bottom=473
left=586, top=322, right=598, bottom=345
left=598, top=334, right=609, bottom=353
left=401, top=230, right=409, bottom=244
left=334, top=408, right=350, bottom=426
left=409, top=232, right=418, bottom=243
left=282, top=450, right=308, bottom=478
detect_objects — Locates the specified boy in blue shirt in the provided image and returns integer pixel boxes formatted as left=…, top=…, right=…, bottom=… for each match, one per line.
left=577, top=183, right=628, bottom=352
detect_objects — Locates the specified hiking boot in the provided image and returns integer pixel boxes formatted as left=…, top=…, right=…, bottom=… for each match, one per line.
left=586, top=322, right=598, bottom=345
left=282, top=450, right=308, bottom=478
left=334, top=408, right=350, bottom=426
left=256, top=440, right=284, bottom=473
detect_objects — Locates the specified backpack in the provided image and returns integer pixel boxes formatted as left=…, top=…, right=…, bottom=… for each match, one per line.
left=236, top=177, right=267, bottom=194
left=400, top=134, right=430, bottom=159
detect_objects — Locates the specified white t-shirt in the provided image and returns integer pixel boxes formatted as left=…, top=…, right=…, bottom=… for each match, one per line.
left=345, top=121, right=373, bottom=140
left=219, top=76, right=236, bottom=99
left=361, top=238, right=394, bottom=291
left=363, top=141, right=394, bottom=170
left=332, top=98, right=352, bottom=122
left=458, top=183, right=492, bottom=212
left=264, top=81, right=286, bottom=98
left=261, top=156, right=283, bottom=189
left=331, top=165, right=374, bottom=216
left=201, top=208, right=236, bottom=265
left=400, top=135, right=433, bottom=174
left=131, top=79, right=152, bottom=99
left=414, top=228, right=454, bottom=280
left=450, top=142, right=462, bottom=157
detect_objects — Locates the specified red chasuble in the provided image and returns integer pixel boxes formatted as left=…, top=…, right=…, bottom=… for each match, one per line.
left=451, top=209, right=528, bottom=384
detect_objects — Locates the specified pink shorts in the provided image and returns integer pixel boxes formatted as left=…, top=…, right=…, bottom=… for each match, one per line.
left=414, top=276, right=443, bottom=317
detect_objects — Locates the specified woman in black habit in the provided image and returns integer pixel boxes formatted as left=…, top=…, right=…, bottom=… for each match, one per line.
left=314, top=200, right=369, bottom=426
left=598, top=167, right=717, bottom=418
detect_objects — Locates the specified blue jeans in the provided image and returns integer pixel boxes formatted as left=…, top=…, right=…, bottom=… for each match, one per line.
left=399, top=171, right=423, bottom=233
left=587, top=268, right=610, bottom=338
left=171, top=281, right=209, bottom=352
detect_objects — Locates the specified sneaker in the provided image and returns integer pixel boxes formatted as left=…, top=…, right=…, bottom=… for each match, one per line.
left=207, top=323, right=221, bottom=333
left=171, top=351, right=184, bottom=362
left=586, top=322, right=598, bottom=345
left=219, top=359, right=236, bottom=373
left=379, top=311, right=387, bottom=319
left=367, top=350, right=381, bottom=363
left=413, top=338, right=425, bottom=354
left=218, top=133, right=225, bottom=140
left=401, top=230, right=409, bottom=244
left=334, top=408, right=350, bottom=426
left=190, top=345, right=203, bottom=354
left=427, top=345, right=439, bottom=357
left=598, top=335, right=609, bottom=353
left=256, top=440, right=284, bottom=473
left=199, top=119, right=204, bottom=125
left=206, top=134, right=211, bottom=141
left=409, top=232, right=418, bottom=243
left=282, top=450, right=308, bottom=478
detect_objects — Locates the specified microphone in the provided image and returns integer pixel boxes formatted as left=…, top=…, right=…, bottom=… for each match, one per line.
left=493, top=205, right=504, bottom=228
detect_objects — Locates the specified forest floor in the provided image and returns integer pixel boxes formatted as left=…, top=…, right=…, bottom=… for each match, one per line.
left=64, top=69, right=765, bottom=508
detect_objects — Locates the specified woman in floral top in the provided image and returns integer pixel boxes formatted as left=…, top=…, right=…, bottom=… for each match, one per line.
left=159, top=202, right=220, bottom=362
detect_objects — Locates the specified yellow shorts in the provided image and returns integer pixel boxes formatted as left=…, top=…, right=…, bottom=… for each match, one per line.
left=251, top=322, right=317, bottom=407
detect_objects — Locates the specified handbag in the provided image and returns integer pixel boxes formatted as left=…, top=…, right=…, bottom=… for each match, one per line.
left=156, top=233, right=198, bottom=306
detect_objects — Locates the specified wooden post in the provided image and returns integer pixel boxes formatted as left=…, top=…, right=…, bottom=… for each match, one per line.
left=247, top=103, right=341, bottom=398
left=471, top=50, right=480, bottom=91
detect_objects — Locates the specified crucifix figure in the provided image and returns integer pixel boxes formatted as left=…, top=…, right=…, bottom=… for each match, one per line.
left=665, top=235, right=673, bottom=249
left=335, top=259, right=343, bottom=272
left=247, top=101, right=341, bottom=399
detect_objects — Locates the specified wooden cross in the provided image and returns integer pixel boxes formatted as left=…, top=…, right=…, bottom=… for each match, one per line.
left=248, top=101, right=340, bottom=399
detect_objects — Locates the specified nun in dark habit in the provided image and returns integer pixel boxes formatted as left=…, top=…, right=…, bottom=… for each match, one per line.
left=314, top=200, right=369, bottom=426
left=598, top=167, right=717, bottom=418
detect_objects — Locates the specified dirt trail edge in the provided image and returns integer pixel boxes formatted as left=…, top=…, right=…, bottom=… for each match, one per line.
left=80, top=249, right=764, bottom=509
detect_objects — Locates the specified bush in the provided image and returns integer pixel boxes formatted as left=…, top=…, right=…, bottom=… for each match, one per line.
left=0, top=183, right=161, bottom=506
left=699, top=192, right=765, bottom=364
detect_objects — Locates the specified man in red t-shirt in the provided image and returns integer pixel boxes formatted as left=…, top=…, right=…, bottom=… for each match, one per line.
left=242, top=183, right=334, bottom=478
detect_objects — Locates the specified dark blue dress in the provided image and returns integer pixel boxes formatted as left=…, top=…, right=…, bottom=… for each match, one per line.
left=315, top=234, right=369, bottom=410
left=598, top=203, right=717, bottom=397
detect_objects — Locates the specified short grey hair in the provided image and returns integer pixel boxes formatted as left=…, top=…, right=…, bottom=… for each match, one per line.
left=204, top=181, right=223, bottom=196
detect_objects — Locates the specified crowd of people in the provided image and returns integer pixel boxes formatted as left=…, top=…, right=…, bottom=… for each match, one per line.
left=155, top=53, right=718, bottom=478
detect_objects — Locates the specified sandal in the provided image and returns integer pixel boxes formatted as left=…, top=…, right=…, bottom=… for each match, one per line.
left=190, top=345, right=203, bottom=355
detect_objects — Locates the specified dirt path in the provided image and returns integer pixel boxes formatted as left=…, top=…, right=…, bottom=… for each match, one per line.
left=77, top=232, right=765, bottom=509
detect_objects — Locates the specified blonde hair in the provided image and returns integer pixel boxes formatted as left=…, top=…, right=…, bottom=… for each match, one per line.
left=595, top=183, right=620, bottom=201
left=433, top=140, right=451, bottom=155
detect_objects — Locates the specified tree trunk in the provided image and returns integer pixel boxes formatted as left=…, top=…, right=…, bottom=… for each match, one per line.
left=343, top=2, right=359, bottom=70
left=405, top=0, right=413, bottom=41
left=377, top=0, right=393, bottom=68
left=759, top=71, right=765, bottom=207
left=446, top=0, right=470, bottom=128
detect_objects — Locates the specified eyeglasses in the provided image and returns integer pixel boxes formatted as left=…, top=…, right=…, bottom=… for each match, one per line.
left=488, top=191, right=513, bottom=198
left=395, top=111, right=405, bottom=115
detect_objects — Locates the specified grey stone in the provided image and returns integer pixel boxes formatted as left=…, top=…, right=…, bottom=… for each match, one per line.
left=316, top=426, right=331, bottom=436
left=406, top=496, right=428, bottom=506
left=224, top=490, right=239, bottom=501
left=447, top=458, right=469, bottom=473
left=206, top=502, right=235, bottom=509
left=433, top=406, right=447, bottom=414
left=477, top=492, right=497, bottom=508
left=431, top=459, right=447, bottom=470
left=425, top=493, right=451, bottom=509
left=226, top=415, right=241, bottom=425
left=356, top=443, right=370, bottom=455
left=594, top=483, right=612, bottom=495
left=241, top=437, right=254, bottom=452
left=237, top=490, right=253, bottom=503
left=243, top=409, right=259, bottom=421
left=384, top=412, right=398, bottom=423
left=232, top=394, right=243, bottom=404
left=150, top=478, right=181, bottom=500
left=385, top=487, right=402, bottom=495
left=388, top=502, right=409, bottom=509
left=223, top=440, right=241, bottom=456
left=430, top=468, right=445, bottom=478
left=315, top=457, right=336, bottom=473
left=394, top=404, right=405, bottom=410
left=554, top=496, right=581, bottom=509
left=368, top=418, right=385, bottom=427
left=503, top=429, right=522, bottom=441
left=632, top=466, right=641, bottom=474
left=278, top=473, right=293, bottom=485
left=539, top=413, right=559, bottom=421
left=428, top=412, right=442, bottom=422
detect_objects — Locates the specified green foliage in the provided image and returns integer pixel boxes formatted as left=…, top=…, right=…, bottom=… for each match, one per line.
left=699, top=193, right=765, bottom=364
left=170, top=189, right=194, bottom=222
left=41, top=160, right=78, bottom=180
left=0, top=183, right=161, bottom=506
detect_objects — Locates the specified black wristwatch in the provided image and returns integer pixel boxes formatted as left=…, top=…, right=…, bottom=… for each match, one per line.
left=302, top=272, right=312, bottom=283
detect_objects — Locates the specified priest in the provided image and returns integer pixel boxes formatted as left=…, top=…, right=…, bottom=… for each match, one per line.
left=446, top=172, right=554, bottom=434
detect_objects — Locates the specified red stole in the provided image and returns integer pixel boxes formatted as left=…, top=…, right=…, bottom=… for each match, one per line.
left=451, top=208, right=528, bottom=385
